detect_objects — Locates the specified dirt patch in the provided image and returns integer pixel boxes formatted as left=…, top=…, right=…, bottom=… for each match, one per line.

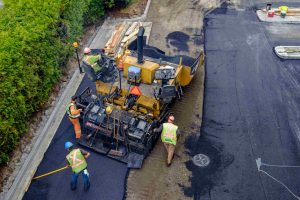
left=125, top=0, right=222, bottom=199
left=108, top=0, right=148, bottom=18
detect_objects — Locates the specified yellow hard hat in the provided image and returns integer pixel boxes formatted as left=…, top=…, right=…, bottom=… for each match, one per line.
left=106, top=106, right=112, bottom=114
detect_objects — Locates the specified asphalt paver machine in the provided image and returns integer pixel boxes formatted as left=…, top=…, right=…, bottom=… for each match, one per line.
left=76, top=27, right=204, bottom=168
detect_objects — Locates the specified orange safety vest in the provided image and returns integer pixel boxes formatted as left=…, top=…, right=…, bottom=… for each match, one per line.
left=66, top=103, right=80, bottom=118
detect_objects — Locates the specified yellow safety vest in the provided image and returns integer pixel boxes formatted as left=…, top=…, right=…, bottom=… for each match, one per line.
left=66, top=103, right=80, bottom=118
left=161, top=123, right=178, bottom=145
left=83, top=55, right=102, bottom=72
left=66, top=149, right=87, bottom=173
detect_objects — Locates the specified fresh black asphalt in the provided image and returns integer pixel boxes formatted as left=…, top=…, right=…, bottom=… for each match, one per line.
left=184, top=6, right=300, bottom=200
left=23, top=76, right=128, bottom=200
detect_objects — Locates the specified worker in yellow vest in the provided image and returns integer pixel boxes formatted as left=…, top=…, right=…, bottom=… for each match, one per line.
left=65, top=141, right=90, bottom=191
left=155, top=115, right=181, bottom=166
left=83, top=47, right=102, bottom=73
left=66, top=96, right=82, bottom=139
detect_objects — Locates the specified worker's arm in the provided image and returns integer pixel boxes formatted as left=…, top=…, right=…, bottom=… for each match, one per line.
left=70, top=105, right=82, bottom=115
left=176, top=129, right=181, bottom=140
left=153, top=125, right=163, bottom=133
left=80, top=149, right=90, bottom=159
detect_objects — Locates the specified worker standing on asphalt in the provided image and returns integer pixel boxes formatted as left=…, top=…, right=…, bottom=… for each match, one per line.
left=66, top=96, right=82, bottom=139
left=155, top=115, right=180, bottom=167
left=65, top=141, right=90, bottom=191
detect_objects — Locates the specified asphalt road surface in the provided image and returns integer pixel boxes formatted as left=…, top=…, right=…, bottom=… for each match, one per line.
left=23, top=76, right=128, bottom=200
left=183, top=5, right=300, bottom=200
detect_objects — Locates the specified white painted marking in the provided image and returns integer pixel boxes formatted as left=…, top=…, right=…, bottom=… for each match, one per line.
left=256, top=158, right=300, bottom=200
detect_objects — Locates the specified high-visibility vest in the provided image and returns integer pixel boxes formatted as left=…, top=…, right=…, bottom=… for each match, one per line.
left=161, top=123, right=178, bottom=145
left=83, top=55, right=102, bottom=72
left=66, top=149, right=87, bottom=173
left=66, top=103, right=80, bottom=118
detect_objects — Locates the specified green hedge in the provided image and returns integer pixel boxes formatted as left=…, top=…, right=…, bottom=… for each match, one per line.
left=0, top=0, right=131, bottom=164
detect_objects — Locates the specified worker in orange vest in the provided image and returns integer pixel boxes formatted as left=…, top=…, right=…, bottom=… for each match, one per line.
left=66, top=96, right=82, bottom=139
left=154, top=115, right=181, bottom=167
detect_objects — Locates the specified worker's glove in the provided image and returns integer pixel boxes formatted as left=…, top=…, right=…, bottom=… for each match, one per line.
left=83, top=169, right=89, bottom=177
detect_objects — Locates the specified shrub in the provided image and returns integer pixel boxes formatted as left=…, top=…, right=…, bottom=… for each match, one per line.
left=0, top=0, right=132, bottom=165
left=0, top=0, right=63, bottom=164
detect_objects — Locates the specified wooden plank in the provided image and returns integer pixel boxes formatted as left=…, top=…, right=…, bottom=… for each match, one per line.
left=121, top=29, right=139, bottom=44
left=125, top=22, right=138, bottom=36
left=104, top=22, right=127, bottom=54
left=111, top=22, right=130, bottom=55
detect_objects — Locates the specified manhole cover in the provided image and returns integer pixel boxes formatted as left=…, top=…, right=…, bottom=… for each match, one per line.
left=192, top=154, right=210, bottom=167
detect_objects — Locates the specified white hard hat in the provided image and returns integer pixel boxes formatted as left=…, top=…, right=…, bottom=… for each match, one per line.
left=84, top=47, right=91, bottom=54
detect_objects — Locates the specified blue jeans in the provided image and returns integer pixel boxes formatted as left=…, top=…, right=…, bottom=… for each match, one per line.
left=71, top=169, right=90, bottom=191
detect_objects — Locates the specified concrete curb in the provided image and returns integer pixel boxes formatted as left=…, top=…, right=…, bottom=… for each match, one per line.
left=4, top=1, right=152, bottom=199
left=274, top=46, right=300, bottom=59
left=4, top=70, right=84, bottom=200
left=256, top=10, right=300, bottom=24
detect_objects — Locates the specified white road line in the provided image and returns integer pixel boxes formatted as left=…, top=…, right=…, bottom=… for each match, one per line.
left=259, top=169, right=300, bottom=200
left=256, top=158, right=300, bottom=200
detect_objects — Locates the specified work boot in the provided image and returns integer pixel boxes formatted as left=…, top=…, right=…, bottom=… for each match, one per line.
left=71, top=185, right=77, bottom=191
left=84, top=184, right=90, bottom=191
left=166, top=161, right=172, bottom=167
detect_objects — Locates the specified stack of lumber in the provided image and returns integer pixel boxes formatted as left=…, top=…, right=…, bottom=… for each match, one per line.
left=104, top=22, right=130, bottom=56
left=104, top=21, right=152, bottom=57
left=121, top=22, right=140, bottom=47
left=117, top=22, right=141, bottom=55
